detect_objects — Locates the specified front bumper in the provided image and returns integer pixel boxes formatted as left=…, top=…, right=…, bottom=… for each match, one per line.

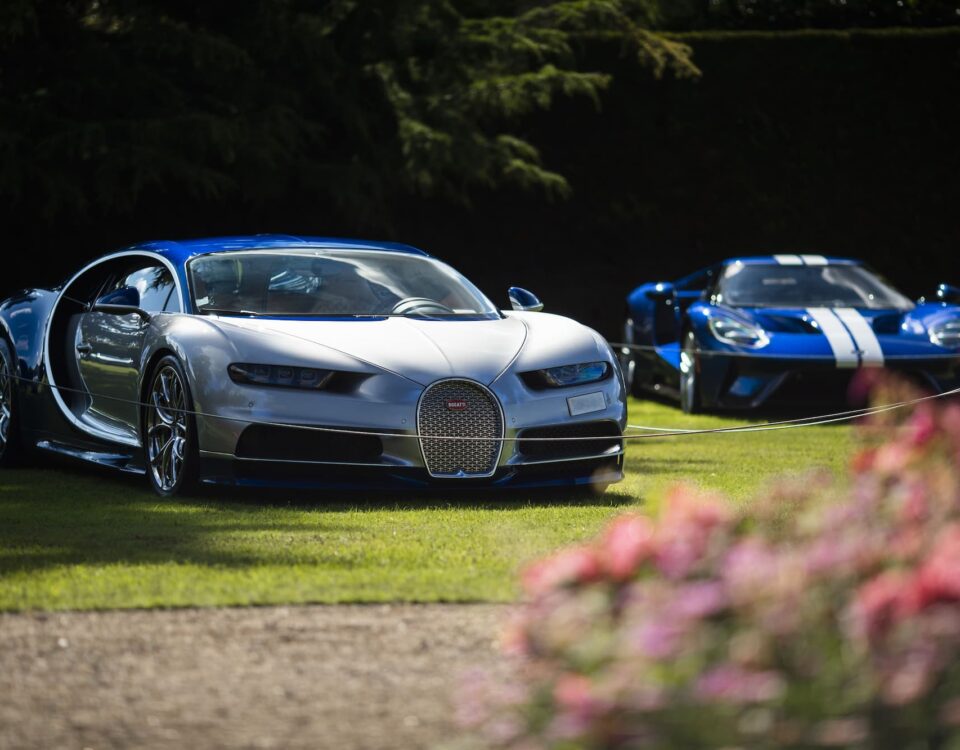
left=194, top=372, right=627, bottom=488
left=697, top=352, right=960, bottom=410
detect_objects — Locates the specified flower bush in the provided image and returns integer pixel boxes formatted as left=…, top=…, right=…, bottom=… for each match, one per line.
left=461, top=383, right=960, bottom=749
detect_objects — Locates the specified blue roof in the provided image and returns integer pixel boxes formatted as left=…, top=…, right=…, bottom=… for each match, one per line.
left=723, top=255, right=860, bottom=266
left=129, top=235, right=430, bottom=266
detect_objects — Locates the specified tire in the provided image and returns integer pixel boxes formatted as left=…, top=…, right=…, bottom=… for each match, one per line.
left=0, top=338, right=24, bottom=467
left=679, top=329, right=702, bottom=415
left=143, top=355, right=199, bottom=496
left=620, top=318, right=645, bottom=399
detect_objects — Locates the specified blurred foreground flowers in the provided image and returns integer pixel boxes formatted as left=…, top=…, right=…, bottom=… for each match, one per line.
left=461, top=381, right=960, bottom=749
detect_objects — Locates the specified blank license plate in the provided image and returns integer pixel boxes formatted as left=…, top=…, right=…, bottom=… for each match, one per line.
left=567, top=391, right=606, bottom=416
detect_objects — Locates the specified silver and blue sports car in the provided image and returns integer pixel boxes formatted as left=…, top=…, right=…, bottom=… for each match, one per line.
left=0, top=235, right=625, bottom=495
left=622, top=255, right=960, bottom=413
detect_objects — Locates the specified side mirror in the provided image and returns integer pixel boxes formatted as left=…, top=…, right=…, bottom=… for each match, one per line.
left=508, top=287, right=543, bottom=312
left=936, top=284, right=960, bottom=305
left=91, top=286, right=150, bottom=321
left=644, top=283, right=675, bottom=302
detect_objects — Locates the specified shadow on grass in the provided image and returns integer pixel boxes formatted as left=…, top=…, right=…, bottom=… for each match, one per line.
left=0, top=461, right=638, bottom=576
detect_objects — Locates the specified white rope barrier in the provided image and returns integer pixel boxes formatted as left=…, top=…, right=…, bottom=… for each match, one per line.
left=611, top=341, right=960, bottom=362
left=7, top=372, right=958, bottom=443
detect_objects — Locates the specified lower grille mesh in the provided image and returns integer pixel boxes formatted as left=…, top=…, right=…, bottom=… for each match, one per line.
left=418, top=380, right=503, bottom=477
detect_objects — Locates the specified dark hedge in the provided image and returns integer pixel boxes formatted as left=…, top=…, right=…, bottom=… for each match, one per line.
left=3, top=28, right=959, bottom=338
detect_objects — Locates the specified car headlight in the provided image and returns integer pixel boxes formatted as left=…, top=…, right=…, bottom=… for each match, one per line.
left=930, top=320, right=960, bottom=348
left=523, top=361, right=611, bottom=389
left=228, top=363, right=334, bottom=390
left=708, top=315, right=769, bottom=348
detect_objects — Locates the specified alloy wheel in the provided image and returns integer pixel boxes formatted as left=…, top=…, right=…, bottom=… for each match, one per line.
left=0, top=356, right=11, bottom=456
left=146, top=364, right=189, bottom=492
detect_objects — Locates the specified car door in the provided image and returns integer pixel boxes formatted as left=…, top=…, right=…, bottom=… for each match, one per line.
left=76, top=263, right=179, bottom=442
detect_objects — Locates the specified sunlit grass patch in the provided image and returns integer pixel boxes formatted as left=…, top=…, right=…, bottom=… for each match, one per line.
left=0, top=399, right=851, bottom=611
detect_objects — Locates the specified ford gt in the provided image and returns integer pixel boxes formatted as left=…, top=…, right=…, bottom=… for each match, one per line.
left=0, top=235, right=625, bottom=495
left=621, top=254, right=960, bottom=412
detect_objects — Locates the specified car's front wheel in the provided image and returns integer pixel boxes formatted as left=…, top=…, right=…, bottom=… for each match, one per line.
left=679, top=330, right=702, bottom=415
left=144, top=355, right=199, bottom=496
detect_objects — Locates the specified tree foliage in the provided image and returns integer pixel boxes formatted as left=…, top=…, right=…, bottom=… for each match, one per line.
left=659, top=0, right=960, bottom=30
left=0, top=1, right=695, bottom=223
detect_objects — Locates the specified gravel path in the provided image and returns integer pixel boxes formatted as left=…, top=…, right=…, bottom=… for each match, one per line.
left=0, top=604, right=510, bottom=750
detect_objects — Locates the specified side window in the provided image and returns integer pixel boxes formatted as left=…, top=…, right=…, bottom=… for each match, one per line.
left=104, top=264, right=179, bottom=314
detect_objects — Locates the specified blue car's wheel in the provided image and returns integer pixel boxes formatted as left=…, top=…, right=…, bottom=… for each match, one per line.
left=680, top=330, right=702, bottom=414
left=0, top=339, right=23, bottom=466
left=620, top=318, right=644, bottom=398
left=144, top=356, right=199, bottom=496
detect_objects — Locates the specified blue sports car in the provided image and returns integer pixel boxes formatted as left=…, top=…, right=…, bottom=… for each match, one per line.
left=621, top=255, right=960, bottom=412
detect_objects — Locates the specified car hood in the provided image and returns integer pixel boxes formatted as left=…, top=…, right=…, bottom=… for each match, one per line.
left=205, top=314, right=530, bottom=386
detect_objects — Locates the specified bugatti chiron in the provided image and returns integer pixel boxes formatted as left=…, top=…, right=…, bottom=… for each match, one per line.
left=621, top=255, right=960, bottom=412
left=0, top=235, right=625, bottom=495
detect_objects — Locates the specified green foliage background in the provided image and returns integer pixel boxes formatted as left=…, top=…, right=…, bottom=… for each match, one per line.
left=659, top=0, right=960, bottom=29
left=0, top=4, right=958, bottom=336
left=0, top=0, right=693, bottom=225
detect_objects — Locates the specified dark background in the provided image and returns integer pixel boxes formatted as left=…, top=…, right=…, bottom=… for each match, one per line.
left=2, top=19, right=958, bottom=340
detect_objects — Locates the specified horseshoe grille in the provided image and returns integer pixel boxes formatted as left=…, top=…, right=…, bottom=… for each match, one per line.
left=417, top=380, right=504, bottom=478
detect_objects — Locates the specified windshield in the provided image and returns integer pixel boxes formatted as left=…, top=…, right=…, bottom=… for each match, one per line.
left=188, top=250, right=500, bottom=318
left=716, top=263, right=914, bottom=311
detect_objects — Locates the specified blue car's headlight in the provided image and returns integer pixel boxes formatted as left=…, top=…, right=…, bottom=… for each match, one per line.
left=708, top=315, right=769, bottom=348
left=930, top=320, right=960, bottom=348
left=525, top=361, right=611, bottom=389
left=228, top=363, right=334, bottom=390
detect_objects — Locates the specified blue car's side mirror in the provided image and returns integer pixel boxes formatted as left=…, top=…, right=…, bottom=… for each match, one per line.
left=508, top=287, right=544, bottom=312
left=936, top=284, right=960, bottom=305
left=644, top=283, right=675, bottom=302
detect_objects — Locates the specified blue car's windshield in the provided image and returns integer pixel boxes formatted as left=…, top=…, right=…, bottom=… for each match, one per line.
left=188, top=250, right=500, bottom=318
left=716, top=263, right=914, bottom=311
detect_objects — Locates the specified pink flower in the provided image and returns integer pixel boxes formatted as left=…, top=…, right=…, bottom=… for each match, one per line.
left=900, top=482, right=929, bottom=523
left=916, top=525, right=960, bottom=608
left=554, top=674, right=594, bottom=712
left=881, top=645, right=939, bottom=706
left=668, top=580, right=727, bottom=619
left=850, top=447, right=877, bottom=473
left=694, top=664, right=785, bottom=704
left=723, top=538, right=778, bottom=599
left=632, top=617, right=688, bottom=660
left=941, top=402, right=960, bottom=444
left=600, top=515, right=656, bottom=580
left=653, top=490, right=731, bottom=579
left=521, top=546, right=602, bottom=596
left=550, top=675, right=607, bottom=739
left=851, top=570, right=916, bottom=641
left=873, top=442, right=912, bottom=474
left=908, top=405, right=938, bottom=447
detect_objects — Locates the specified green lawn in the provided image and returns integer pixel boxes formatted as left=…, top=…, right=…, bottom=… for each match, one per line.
left=0, top=399, right=852, bottom=611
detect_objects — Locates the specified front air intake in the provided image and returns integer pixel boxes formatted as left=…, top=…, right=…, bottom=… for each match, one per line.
left=417, top=379, right=504, bottom=478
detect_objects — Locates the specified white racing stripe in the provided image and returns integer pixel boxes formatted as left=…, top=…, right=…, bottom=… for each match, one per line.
left=833, top=308, right=885, bottom=367
left=801, top=254, right=828, bottom=265
left=807, top=308, right=859, bottom=368
left=774, top=254, right=803, bottom=265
